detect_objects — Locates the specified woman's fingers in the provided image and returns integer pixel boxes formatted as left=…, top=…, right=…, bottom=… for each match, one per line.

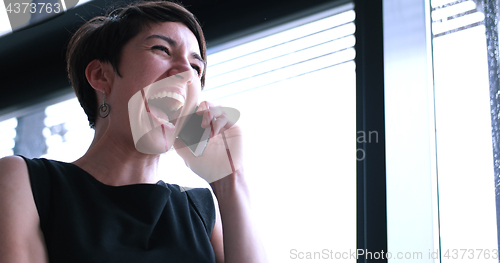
left=197, top=101, right=238, bottom=137
left=198, top=101, right=221, bottom=127
left=209, top=114, right=229, bottom=137
left=195, top=101, right=208, bottom=115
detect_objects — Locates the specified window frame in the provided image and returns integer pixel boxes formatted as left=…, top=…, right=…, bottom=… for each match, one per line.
left=354, top=0, right=388, bottom=261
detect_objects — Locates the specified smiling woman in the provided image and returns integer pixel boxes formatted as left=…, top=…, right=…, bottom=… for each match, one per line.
left=0, top=1, right=266, bottom=263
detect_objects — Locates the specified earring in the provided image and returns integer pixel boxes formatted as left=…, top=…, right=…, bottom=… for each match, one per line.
left=99, top=91, right=111, bottom=118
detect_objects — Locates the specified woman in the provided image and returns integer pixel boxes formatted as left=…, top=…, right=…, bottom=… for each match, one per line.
left=0, top=1, right=266, bottom=262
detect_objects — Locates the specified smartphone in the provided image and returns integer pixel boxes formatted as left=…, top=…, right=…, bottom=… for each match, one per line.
left=177, top=106, right=211, bottom=157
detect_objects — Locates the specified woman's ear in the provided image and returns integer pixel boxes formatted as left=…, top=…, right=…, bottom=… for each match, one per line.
left=85, top=59, right=115, bottom=94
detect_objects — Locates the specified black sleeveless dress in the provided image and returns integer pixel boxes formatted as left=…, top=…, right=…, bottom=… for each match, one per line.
left=21, top=157, right=216, bottom=263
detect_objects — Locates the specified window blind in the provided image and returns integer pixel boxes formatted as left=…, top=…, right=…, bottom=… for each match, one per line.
left=432, top=0, right=485, bottom=37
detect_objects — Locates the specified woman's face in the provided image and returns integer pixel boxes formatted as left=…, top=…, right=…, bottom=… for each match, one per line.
left=108, top=21, right=205, bottom=154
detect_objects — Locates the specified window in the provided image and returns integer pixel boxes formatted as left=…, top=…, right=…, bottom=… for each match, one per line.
left=42, top=97, right=94, bottom=162
left=385, top=0, right=498, bottom=261
left=431, top=0, right=498, bottom=259
left=0, top=117, right=16, bottom=158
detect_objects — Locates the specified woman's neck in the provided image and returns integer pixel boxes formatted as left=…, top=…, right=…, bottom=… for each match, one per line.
left=73, top=125, right=160, bottom=186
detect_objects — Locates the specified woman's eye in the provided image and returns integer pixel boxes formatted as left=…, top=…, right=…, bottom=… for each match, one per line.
left=152, top=45, right=170, bottom=55
left=191, top=64, right=201, bottom=75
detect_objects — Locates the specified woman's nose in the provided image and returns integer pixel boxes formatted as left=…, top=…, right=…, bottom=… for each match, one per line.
left=166, top=58, right=194, bottom=84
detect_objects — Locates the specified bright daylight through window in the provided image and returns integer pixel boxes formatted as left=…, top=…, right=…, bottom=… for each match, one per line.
left=432, top=0, right=498, bottom=261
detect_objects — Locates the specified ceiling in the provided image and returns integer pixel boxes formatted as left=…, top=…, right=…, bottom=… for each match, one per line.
left=0, top=0, right=345, bottom=120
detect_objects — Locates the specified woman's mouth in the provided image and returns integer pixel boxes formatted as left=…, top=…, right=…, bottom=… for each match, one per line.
left=147, top=91, right=184, bottom=127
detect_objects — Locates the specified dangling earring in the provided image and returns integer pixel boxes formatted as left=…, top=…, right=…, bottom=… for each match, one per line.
left=99, top=90, right=111, bottom=118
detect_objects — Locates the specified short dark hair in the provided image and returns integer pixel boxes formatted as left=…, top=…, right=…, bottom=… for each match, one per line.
left=66, top=0, right=206, bottom=128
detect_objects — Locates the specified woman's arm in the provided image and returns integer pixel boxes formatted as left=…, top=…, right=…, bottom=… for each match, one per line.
left=0, top=156, right=48, bottom=263
left=175, top=101, right=266, bottom=262
left=210, top=168, right=267, bottom=263
left=210, top=193, right=224, bottom=263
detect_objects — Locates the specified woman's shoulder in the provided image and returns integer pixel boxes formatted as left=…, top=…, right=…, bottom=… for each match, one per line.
left=6, top=156, right=71, bottom=187
left=16, top=156, right=71, bottom=170
left=0, top=155, right=35, bottom=194
left=0, top=156, right=33, bottom=191
left=14, top=156, right=88, bottom=185
left=166, top=183, right=214, bottom=207
left=0, top=155, right=48, bottom=262
left=173, top=185, right=216, bottom=237
left=1, top=155, right=72, bottom=176
left=0, top=156, right=31, bottom=200
left=0, top=155, right=28, bottom=174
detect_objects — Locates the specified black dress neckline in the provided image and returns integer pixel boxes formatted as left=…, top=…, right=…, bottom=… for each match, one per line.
left=59, top=159, right=168, bottom=189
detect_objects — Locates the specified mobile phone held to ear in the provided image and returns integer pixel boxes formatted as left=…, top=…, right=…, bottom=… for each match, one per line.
left=177, top=106, right=211, bottom=157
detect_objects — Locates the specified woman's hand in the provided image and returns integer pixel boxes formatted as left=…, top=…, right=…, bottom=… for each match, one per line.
left=173, top=101, right=243, bottom=183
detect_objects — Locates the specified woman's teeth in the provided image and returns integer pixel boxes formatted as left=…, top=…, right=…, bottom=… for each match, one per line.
left=156, top=116, right=175, bottom=127
left=149, top=91, right=184, bottom=111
